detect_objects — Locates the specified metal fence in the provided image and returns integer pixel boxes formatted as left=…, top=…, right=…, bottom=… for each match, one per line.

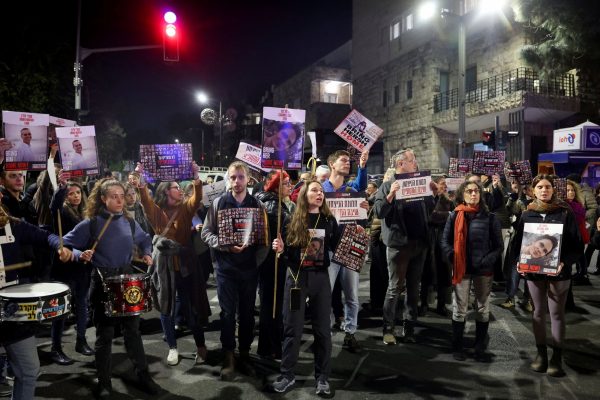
left=433, top=67, right=576, bottom=113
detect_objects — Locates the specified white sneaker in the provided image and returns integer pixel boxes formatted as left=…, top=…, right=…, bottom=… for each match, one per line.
left=167, top=348, right=179, bottom=366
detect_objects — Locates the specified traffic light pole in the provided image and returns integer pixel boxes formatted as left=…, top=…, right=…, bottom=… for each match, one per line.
left=74, top=0, right=160, bottom=123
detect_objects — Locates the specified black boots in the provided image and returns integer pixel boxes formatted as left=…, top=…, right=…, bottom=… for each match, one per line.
left=451, top=320, right=466, bottom=361
left=474, top=321, right=490, bottom=362
left=547, top=346, right=566, bottom=377
left=76, top=336, right=95, bottom=356
left=51, top=347, right=74, bottom=365
left=530, top=344, right=548, bottom=372
left=136, top=369, right=160, bottom=394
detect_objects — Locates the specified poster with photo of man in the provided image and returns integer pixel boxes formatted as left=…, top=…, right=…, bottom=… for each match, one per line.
left=139, top=143, right=194, bottom=183
left=56, top=125, right=100, bottom=177
left=48, top=116, right=77, bottom=164
left=1, top=110, right=49, bottom=170
left=260, top=107, right=305, bottom=170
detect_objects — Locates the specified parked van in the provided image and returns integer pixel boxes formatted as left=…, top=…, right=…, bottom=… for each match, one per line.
left=197, top=166, right=228, bottom=183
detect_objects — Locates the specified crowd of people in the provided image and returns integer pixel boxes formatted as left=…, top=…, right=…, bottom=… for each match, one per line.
left=0, top=145, right=597, bottom=399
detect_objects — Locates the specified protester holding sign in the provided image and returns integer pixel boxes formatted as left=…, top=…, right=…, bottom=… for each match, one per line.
left=135, top=161, right=211, bottom=368
left=255, top=170, right=293, bottom=360
left=509, top=174, right=583, bottom=377
left=441, top=180, right=503, bottom=362
left=374, top=149, right=430, bottom=346
left=322, top=149, right=368, bottom=353
left=271, top=181, right=340, bottom=396
left=201, top=161, right=270, bottom=380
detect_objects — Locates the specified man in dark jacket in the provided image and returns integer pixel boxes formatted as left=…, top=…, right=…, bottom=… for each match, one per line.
left=201, top=161, right=269, bottom=380
left=374, top=149, right=429, bottom=345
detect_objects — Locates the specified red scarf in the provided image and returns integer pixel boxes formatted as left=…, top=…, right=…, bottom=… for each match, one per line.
left=452, top=204, right=479, bottom=285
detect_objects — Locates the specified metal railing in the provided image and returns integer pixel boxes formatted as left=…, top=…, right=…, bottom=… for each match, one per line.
left=433, top=67, right=576, bottom=113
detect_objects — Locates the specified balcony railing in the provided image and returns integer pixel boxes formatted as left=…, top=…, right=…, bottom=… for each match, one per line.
left=433, top=67, right=576, bottom=113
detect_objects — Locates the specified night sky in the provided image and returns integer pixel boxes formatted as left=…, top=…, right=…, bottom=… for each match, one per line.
left=1, top=0, right=352, bottom=136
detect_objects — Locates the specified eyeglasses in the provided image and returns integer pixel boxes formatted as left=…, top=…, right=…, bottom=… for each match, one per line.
left=169, top=186, right=182, bottom=191
left=282, top=181, right=292, bottom=186
left=465, top=189, right=480, bottom=195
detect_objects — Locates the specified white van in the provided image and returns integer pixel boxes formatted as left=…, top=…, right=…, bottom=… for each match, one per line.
left=197, top=166, right=228, bottom=183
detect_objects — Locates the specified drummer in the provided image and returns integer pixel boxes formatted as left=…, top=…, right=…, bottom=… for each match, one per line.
left=61, top=178, right=160, bottom=398
left=0, top=194, right=73, bottom=400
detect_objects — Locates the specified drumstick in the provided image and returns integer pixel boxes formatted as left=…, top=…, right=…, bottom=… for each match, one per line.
left=90, top=214, right=114, bottom=252
left=83, top=214, right=113, bottom=264
left=1, top=261, right=32, bottom=272
left=57, top=212, right=64, bottom=250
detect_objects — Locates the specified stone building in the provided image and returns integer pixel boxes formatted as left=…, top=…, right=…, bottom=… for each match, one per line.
left=352, top=0, right=579, bottom=173
left=270, top=41, right=386, bottom=173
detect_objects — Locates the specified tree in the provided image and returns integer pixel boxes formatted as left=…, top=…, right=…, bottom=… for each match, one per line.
left=93, top=115, right=127, bottom=170
left=517, top=0, right=600, bottom=115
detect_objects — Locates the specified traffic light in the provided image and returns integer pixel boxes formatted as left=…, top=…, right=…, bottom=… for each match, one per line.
left=482, top=130, right=496, bottom=150
left=163, top=11, right=179, bottom=62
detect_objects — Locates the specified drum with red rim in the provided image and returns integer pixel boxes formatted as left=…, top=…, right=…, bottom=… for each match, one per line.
left=103, top=274, right=152, bottom=317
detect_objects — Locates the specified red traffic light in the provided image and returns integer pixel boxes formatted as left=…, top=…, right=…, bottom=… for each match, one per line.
left=165, top=24, right=176, bottom=37
left=164, top=11, right=177, bottom=24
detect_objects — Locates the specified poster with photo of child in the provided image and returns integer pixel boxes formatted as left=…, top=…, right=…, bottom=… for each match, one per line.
left=56, top=125, right=100, bottom=178
left=2, top=110, right=49, bottom=170
left=260, top=107, right=305, bottom=170
left=217, top=207, right=268, bottom=247
left=332, top=224, right=370, bottom=272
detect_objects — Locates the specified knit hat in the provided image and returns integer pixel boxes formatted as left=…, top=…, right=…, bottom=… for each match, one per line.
left=264, top=170, right=290, bottom=192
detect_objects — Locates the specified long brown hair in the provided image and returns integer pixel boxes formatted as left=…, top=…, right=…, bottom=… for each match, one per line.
left=286, top=180, right=333, bottom=247
left=85, top=178, right=126, bottom=218
left=153, top=181, right=175, bottom=209
left=63, top=181, right=87, bottom=221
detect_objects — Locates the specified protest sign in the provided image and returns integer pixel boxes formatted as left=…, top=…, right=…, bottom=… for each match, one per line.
left=445, top=177, right=465, bottom=192
left=139, top=143, right=194, bottom=183
left=2, top=110, right=49, bottom=171
left=394, top=171, right=433, bottom=201
left=504, top=160, right=533, bottom=185
left=448, top=158, right=473, bottom=177
left=235, top=142, right=270, bottom=172
left=261, top=107, right=305, bottom=170
left=334, top=109, right=383, bottom=152
left=332, top=224, right=370, bottom=272
left=48, top=116, right=76, bottom=163
left=325, top=192, right=368, bottom=224
left=518, top=222, right=563, bottom=275
left=56, top=125, right=100, bottom=177
left=201, top=180, right=227, bottom=207
left=217, top=208, right=268, bottom=247
left=472, top=151, right=505, bottom=175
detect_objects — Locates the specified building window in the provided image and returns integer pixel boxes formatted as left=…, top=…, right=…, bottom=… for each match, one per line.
left=394, top=85, right=400, bottom=104
left=466, top=66, right=477, bottom=91
left=406, top=80, right=413, bottom=100
left=324, top=93, right=338, bottom=103
left=390, top=21, right=400, bottom=40
left=405, top=14, right=413, bottom=31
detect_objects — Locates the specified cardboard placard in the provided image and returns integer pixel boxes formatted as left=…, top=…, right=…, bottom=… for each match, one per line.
left=332, top=224, right=369, bottom=272
left=325, top=192, right=368, bottom=224
left=261, top=107, right=305, bottom=170
left=504, top=160, right=533, bottom=185
left=2, top=110, right=49, bottom=170
left=333, top=109, right=383, bottom=152
left=472, top=151, right=506, bottom=175
left=56, top=125, right=100, bottom=177
left=394, top=171, right=433, bottom=201
left=448, top=158, right=473, bottom=178
left=518, top=222, right=563, bottom=275
left=201, top=180, right=227, bottom=207
left=235, top=142, right=271, bottom=172
left=139, top=143, right=194, bottom=183
left=217, top=207, right=268, bottom=247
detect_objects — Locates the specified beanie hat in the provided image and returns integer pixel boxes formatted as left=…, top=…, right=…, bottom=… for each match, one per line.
left=264, top=170, right=290, bottom=192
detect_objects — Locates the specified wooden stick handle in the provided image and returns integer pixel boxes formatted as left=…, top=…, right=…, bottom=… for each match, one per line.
left=57, top=212, right=63, bottom=250
left=273, top=166, right=284, bottom=319
left=1, top=261, right=33, bottom=272
left=91, top=214, right=114, bottom=252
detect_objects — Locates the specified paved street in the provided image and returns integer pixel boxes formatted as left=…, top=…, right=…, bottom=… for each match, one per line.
left=19, top=261, right=600, bottom=399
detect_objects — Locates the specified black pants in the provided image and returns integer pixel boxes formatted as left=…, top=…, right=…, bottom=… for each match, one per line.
left=257, top=254, right=286, bottom=358
left=369, top=238, right=388, bottom=310
left=281, top=269, right=331, bottom=381
left=91, top=267, right=148, bottom=385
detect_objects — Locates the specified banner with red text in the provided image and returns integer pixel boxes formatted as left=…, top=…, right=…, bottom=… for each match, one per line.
left=394, top=171, right=433, bottom=201
left=334, top=109, right=383, bottom=152
left=2, top=110, right=49, bottom=171
left=139, top=143, right=193, bottom=183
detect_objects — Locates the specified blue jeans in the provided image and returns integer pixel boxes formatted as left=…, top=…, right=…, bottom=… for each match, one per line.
left=216, top=269, right=259, bottom=352
left=51, top=268, right=91, bottom=347
left=5, top=335, right=39, bottom=400
left=327, top=256, right=359, bottom=334
left=383, top=242, right=427, bottom=328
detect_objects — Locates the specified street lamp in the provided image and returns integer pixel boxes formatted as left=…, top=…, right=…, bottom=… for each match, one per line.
left=196, top=91, right=223, bottom=166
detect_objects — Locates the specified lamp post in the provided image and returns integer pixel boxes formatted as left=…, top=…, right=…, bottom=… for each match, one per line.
left=196, top=92, right=223, bottom=167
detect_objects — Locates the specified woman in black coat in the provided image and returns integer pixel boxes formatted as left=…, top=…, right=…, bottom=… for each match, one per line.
left=441, top=180, right=503, bottom=362
left=510, top=174, right=583, bottom=377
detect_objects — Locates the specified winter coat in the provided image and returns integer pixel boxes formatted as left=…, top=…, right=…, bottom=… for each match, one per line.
left=441, top=208, right=503, bottom=276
